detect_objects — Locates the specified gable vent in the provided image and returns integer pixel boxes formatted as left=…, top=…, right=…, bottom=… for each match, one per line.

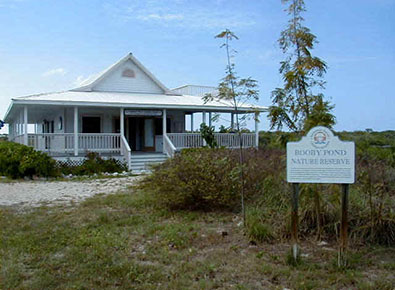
left=122, top=68, right=135, bottom=78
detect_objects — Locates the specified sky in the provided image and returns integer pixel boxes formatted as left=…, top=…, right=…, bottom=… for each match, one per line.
left=0, top=0, right=394, bottom=133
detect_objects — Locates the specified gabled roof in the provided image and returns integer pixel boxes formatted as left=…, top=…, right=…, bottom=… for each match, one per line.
left=71, top=53, right=170, bottom=93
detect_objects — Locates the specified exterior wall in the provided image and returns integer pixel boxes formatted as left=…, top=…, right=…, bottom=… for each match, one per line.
left=65, top=107, right=120, bottom=133
left=169, top=110, right=185, bottom=133
left=171, top=85, right=217, bottom=97
left=92, top=59, right=165, bottom=94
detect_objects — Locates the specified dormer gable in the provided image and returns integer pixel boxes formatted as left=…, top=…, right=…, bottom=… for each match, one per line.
left=72, top=53, right=169, bottom=94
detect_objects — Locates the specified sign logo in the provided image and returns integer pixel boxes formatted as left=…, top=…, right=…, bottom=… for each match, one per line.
left=311, top=129, right=330, bottom=148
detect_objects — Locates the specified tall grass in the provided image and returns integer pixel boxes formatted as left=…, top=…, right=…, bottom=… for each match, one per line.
left=140, top=146, right=394, bottom=246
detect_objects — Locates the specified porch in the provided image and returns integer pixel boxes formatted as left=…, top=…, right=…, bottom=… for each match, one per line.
left=8, top=105, right=260, bottom=171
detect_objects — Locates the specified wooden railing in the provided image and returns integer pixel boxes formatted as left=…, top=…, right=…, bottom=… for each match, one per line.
left=78, top=133, right=120, bottom=153
left=163, top=134, right=177, bottom=158
left=15, top=133, right=122, bottom=155
left=167, top=133, right=203, bottom=149
left=214, top=133, right=256, bottom=149
left=167, top=133, right=256, bottom=149
left=12, top=134, right=24, bottom=144
left=26, top=133, right=74, bottom=153
left=120, top=135, right=131, bottom=170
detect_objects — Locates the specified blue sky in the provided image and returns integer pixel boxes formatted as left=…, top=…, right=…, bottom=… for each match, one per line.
left=0, top=0, right=394, bottom=133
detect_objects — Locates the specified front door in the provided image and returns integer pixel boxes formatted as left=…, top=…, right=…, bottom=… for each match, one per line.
left=128, top=117, right=156, bottom=152
left=143, top=118, right=155, bottom=151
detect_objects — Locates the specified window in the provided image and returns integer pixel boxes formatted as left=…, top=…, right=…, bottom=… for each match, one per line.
left=122, top=69, right=135, bottom=78
left=82, top=116, right=101, bottom=133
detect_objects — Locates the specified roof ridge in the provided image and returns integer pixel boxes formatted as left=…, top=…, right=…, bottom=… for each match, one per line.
left=71, top=53, right=170, bottom=94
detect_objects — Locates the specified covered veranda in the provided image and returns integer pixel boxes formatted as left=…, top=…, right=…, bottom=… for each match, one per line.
left=5, top=97, right=266, bottom=170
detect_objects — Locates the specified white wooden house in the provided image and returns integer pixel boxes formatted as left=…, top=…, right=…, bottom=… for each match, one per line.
left=3, top=53, right=267, bottom=170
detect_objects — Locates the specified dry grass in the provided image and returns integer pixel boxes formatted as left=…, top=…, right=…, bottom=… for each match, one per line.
left=1, top=188, right=394, bottom=289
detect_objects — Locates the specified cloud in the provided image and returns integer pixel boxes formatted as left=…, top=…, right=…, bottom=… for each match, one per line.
left=137, top=13, right=184, bottom=21
left=73, top=74, right=97, bottom=87
left=103, top=1, right=256, bottom=29
left=42, top=68, right=66, bottom=77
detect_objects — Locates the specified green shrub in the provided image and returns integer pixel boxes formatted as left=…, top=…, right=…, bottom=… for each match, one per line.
left=58, top=152, right=127, bottom=176
left=0, top=141, right=58, bottom=179
left=139, top=146, right=394, bottom=246
left=139, top=148, right=284, bottom=211
left=246, top=207, right=274, bottom=243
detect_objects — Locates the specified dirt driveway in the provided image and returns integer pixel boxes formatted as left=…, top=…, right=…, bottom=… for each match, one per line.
left=0, top=176, right=141, bottom=207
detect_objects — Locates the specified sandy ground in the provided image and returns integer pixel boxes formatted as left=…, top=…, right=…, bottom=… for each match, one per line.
left=0, top=176, right=141, bottom=207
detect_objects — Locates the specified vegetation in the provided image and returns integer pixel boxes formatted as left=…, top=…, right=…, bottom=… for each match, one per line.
left=139, top=148, right=282, bottom=211
left=141, top=144, right=394, bottom=246
left=0, top=141, right=58, bottom=179
left=268, top=0, right=335, bottom=132
left=200, top=123, right=218, bottom=148
left=0, top=131, right=393, bottom=288
left=204, top=29, right=259, bottom=223
left=0, top=142, right=127, bottom=179
left=57, top=152, right=127, bottom=176
left=1, top=190, right=394, bottom=289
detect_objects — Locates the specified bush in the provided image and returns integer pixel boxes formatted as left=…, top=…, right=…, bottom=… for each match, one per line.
left=58, top=152, right=127, bottom=176
left=139, top=146, right=394, bottom=246
left=0, top=141, right=58, bottom=179
left=139, top=148, right=284, bottom=211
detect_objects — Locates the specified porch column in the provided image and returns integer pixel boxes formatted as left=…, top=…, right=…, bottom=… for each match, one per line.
left=74, top=107, right=78, bottom=156
left=231, top=112, right=234, bottom=130
left=190, top=113, right=194, bottom=132
left=120, top=108, right=124, bottom=136
left=23, top=106, right=28, bottom=145
left=162, top=109, right=167, bottom=153
left=9, top=121, right=13, bottom=140
left=208, top=112, right=212, bottom=127
left=202, top=111, right=207, bottom=146
left=255, top=112, right=259, bottom=148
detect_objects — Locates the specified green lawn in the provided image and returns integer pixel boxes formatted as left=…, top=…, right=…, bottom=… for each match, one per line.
left=1, top=188, right=394, bottom=289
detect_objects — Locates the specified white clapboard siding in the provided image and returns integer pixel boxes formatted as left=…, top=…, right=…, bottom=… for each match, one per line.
left=93, top=59, right=165, bottom=94
left=170, top=85, right=217, bottom=97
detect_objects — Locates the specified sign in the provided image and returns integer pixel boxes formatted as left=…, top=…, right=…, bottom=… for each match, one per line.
left=287, top=126, right=355, bottom=184
left=124, top=110, right=162, bottom=117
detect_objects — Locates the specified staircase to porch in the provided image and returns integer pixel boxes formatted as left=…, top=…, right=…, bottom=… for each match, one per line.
left=129, top=152, right=168, bottom=172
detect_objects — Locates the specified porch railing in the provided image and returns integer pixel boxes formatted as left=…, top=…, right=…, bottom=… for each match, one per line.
left=167, top=133, right=256, bottom=149
left=120, top=135, right=131, bottom=170
left=78, top=133, right=120, bottom=153
left=15, top=133, right=121, bottom=155
left=163, top=134, right=177, bottom=158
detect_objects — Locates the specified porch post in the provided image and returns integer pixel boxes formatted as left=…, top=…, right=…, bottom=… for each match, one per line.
left=255, top=112, right=259, bottom=148
left=231, top=112, right=234, bottom=130
left=208, top=112, right=212, bottom=127
left=74, top=107, right=78, bottom=156
left=9, top=121, right=13, bottom=140
left=23, top=106, right=28, bottom=145
left=190, top=113, right=194, bottom=132
left=163, top=109, right=167, bottom=153
left=202, top=111, right=207, bottom=146
left=120, top=108, right=124, bottom=136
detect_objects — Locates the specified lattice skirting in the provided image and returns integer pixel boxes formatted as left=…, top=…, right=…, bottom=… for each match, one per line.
left=54, top=156, right=126, bottom=168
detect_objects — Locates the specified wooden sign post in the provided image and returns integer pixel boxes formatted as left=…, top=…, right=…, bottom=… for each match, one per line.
left=286, top=126, right=355, bottom=266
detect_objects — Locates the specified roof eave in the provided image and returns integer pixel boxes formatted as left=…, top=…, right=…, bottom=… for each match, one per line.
left=3, top=100, right=14, bottom=122
left=10, top=99, right=268, bottom=113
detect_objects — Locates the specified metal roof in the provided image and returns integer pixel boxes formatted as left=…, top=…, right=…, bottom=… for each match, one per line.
left=10, top=90, right=265, bottom=110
